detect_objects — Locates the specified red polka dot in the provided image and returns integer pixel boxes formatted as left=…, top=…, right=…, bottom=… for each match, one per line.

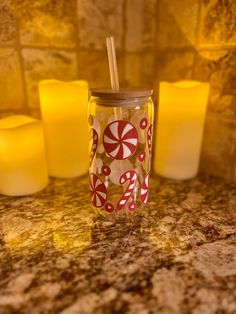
left=102, top=165, right=111, bottom=176
left=140, top=117, right=148, bottom=129
left=128, top=201, right=138, bottom=211
left=105, top=203, right=114, bottom=212
left=138, top=150, right=146, bottom=162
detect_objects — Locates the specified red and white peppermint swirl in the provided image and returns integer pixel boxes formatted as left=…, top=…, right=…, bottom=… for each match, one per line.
left=89, top=128, right=98, bottom=166
left=90, top=173, right=107, bottom=208
left=147, top=124, right=153, bottom=152
left=103, top=120, right=138, bottom=160
left=140, top=173, right=150, bottom=204
left=117, top=170, right=138, bottom=210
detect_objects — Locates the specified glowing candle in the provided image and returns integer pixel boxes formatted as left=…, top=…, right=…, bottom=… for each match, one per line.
left=0, top=115, right=48, bottom=196
left=39, top=80, right=89, bottom=178
left=154, top=81, right=209, bottom=180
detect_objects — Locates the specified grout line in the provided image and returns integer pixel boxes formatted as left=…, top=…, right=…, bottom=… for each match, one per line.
left=196, top=0, right=203, bottom=48
left=121, top=0, right=127, bottom=86
left=153, top=0, right=160, bottom=86
left=18, top=44, right=77, bottom=51
left=9, top=44, right=128, bottom=53
left=192, top=51, right=198, bottom=79
left=14, top=19, right=29, bottom=114
left=197, top=44, right=236, bottom=50
left=139, top=0, right=153, bottom=87
left=0, top=108, right=36, bottom=114
left=206, top=112, right=236, bottom=124
left=2, top=42, right=234, bottom=53
left=153, top=0, right=161, bottom=105
left=122, top=0, right=127, bottom=52
left=73, top=0, right=80, bottom=78
left=192, top=0, right=203, bottom=79
left=148, top=44, right=236, bottom=55
left=151, top=0, right=160, bottom=173
left=154, top=46, right=197, bottom=53
left=138, top=0, right=145, bottom=86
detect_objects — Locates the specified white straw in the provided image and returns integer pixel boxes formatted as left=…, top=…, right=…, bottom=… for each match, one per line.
left=106, top=37, right=120, bottom=91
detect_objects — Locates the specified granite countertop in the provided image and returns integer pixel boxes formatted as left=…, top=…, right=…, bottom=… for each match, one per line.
left=0, top=175, right=236, bottom=314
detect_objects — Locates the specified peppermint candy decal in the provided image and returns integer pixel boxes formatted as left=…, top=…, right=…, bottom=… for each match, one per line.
left=103, top=120, right=138, bottom=160
left=90, top=174, right=107, bottom=208
left=117, top=170, right=138, bottom=210
left=89, top=129, right=98, bottom=166
left=147, top=124, right=153, bottom=152
left=140, top=173, right=150, bottom=204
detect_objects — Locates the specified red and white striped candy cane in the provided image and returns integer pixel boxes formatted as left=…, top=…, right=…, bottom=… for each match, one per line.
left=140, top=173, right=150, bottom=204
left=89, top=128, right=98, bottom=166
left=117, top=170, right=138, bottom=210
left=147, top=124, right=153, bottom=152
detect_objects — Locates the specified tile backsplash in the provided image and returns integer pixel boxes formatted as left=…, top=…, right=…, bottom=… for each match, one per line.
left=0, top=0, right=236, bottom=182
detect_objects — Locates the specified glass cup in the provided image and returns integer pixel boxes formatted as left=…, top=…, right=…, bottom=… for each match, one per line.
left=88, top=89, right=154, bottom=214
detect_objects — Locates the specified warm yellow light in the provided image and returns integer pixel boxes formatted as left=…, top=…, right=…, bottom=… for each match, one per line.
left=0, top=115, right=48, bottom=195
left=39, top=80, right=89, bottom=178
left=2, top=205, right=95, bottom=254
left=53, top=223, right=92, bottom=253
left=154, top=80, right=209, bottom=180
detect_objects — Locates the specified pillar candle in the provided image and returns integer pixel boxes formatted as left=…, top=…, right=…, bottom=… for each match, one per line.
left=39, top=80, right=89, bottom=178
left=154, top=81, right=209, bottom=180
left=0, top=115, right=48, bottom=196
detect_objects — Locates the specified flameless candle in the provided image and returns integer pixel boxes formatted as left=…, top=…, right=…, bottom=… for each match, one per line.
left=39, top=80, right=89, bottom=178
left=154, top=81, right=209, bottom=180
left=0, top=115, right=48, bottom=196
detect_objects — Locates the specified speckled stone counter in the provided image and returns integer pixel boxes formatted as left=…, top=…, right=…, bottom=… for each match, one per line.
left=0, top=175, right=236, bottom=314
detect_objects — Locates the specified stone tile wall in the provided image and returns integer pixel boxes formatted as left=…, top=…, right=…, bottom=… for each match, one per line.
left=0, top=0, right=156, bottom=114
left=0, top=0, right=236, bottom=181
left=155, top=0, right=236, bottom=181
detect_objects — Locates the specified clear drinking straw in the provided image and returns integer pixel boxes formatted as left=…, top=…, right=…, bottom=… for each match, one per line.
left=106, top=36, right=119, bottom=91
left=106, top=37, right=124, bottom=198
left=106, top=36, right=122, bottom=119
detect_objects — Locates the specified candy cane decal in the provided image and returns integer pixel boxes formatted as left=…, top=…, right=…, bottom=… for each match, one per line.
left=117, top=170, right=138, bottom=210
left=89, top=128, right=98, bottom=166
left=140, top=173, right=150, bottom=204
left=90, top=173, right=107, bottom=208
left=103, top=120, right=138, bottom=160
left=147, top=124, right=153, bottom=152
